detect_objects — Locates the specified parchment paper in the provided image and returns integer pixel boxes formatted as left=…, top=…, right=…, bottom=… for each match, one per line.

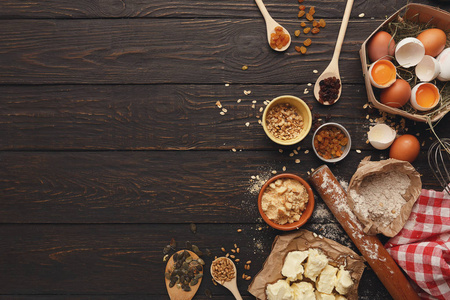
left=347, top=158, right=422, bottom=237
left=248, top=230, right=365, bottom=300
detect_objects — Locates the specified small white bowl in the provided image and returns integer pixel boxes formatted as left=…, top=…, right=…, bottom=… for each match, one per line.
left=312, top=122, right=351, bottom=163
left=415, top=55, right=441, bottom=82
left=410, top=82, right=440, bottom=111
left=368, top=124, right=396, bottom=150
left=395, top=38, right=425, bottom=68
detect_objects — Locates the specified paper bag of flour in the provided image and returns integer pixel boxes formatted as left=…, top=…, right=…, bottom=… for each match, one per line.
left=248, top=230, right=365, bottom=300
left=347, top=158, right=421, bottom=237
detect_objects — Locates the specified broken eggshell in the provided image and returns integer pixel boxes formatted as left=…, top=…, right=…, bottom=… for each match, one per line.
left=410, top=82, right=440, bottom=111
left=368, top=124, right=396, bottom=150
left=395, top=38, right=425, bottom=68
left=415, top=55, right=441, bottom=82
left=437, top=48, right=450, bottom=82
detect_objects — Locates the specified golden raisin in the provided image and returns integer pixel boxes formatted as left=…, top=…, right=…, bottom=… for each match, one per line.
left=299, top=5, right=306, bottom=10
left=314, top=126, right=347, bottom=159
left=298, top=11, right=305, bottom=18
left=303, top=38, right=312, bottom=47
left=311, top=27, right=320, bottom=34
left=303, top=27, right=311, bottom=34
left=306, top=13, right=314, bottom=21
left=300, top=22, right=306, bottom=27
left=309, top=6, right=315, bottom=16
left=294, top=30, right=301, bottom=37
left=300, top=46, right=307, bottom=54
left=295, top=46, right=302, bottom=53
left=313, top=20, right=319, bottom=27
left=319, top=19, right=326, bottom=28
left=270, top=26, right=290, bottom=50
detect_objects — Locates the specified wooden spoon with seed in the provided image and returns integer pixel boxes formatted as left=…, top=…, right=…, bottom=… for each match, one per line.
left=210, top=257, right=243, bottom=300
left=165, top=250, right=203, bottom=300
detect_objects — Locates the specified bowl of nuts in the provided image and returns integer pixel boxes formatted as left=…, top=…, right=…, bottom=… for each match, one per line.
left=312, top=122, right=351, bottom=163
left=258, top=173, right=314, bottom=231
left=262, top=95, right=312, bottom=145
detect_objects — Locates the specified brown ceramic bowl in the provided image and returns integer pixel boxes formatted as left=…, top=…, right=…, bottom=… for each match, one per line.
left=258, top=173, right=315, bottom=231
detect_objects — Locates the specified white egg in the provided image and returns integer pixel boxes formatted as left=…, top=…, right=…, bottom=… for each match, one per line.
left=437, top=48, right=450, bottom=81
left=415, top=55, right=440, bottom=82
left=368, top=124, right=396, bottom=150
left=410, top=82, right=440, bottom=111
left=395, top=38, right=425, bottom=68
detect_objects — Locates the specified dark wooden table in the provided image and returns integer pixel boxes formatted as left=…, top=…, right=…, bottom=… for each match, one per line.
left=0, top=0, right=448, bottom=299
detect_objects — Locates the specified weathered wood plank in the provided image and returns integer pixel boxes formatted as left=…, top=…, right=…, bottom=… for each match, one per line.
left=0, top=19, right=382, bottom=84
left=0, top=0, right=446, bottom=19
left=0, top=223, right=391, bottom=299
left=0, top=151, right=441, bottom=224
left=1, top=84, right=446, bottom=150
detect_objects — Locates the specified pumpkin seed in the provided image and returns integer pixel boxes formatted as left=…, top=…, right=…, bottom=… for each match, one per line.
left=163, top=245, right=171, bottom=255
left=185, top=256, right=193, bottom=263
left=196, top=265, right=203, bottom=272
left=190, top=223, right=197, bottom=234
left=185, top=241, right=192, bottom=250
left=165, top=272, right=171, bottom=280
left=197, top=258, right=205, bottom=265
left=190, top=278, right=198, bottom=286
left=182, top=284, right=191, bottom=292
left=192, top=245, right=203, bottom=256
left=173, top=252, right=179, bottom=262
left=194, top=273, right=203, bottom=280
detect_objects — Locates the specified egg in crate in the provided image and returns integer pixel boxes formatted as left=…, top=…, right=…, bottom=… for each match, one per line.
left=368, top=60, right=397, bottom=89
left=416, top=28, right=447, bottom=58
left=380, top=79, right=411, bottom=108
left=367, top=31, right=396, bottom=62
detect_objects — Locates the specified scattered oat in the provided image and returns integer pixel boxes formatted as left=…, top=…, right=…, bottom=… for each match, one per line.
left=245, top=122, right=250, bottom=127
left=237, top=99, right=242, bottom=103
left=356, top=149, right=362, bottom=153
left=259, top=107, right=264, bottom=112
left=232, top=148, right=237, bottom=152
left=369, top=119, right=373, bottom=122
left=363, top=103, right=369, bottom=109
left=244, top=90, right=251, bottom=95
left=235, top=259, right=240, bottom=263
left=297, top=146, right=301, bottom=150
left=289, top=152, right=294, bottom=157
left=307, top=171, right=311, bottom=175
left=304, top=150, right=309, bottom=154
left=222, top=108, right=228, bottom=113
left=251, top=104, right=255, bottom=109
left=282, top=166, right=286, bottom=172
left=272, top=170, right=277, bottom=174
left=293, top=150, right=298, bottom=155
left=220, top=111, right=225, bottom=115
left=279, top=149, right=283, bottom=153
left=221, top=247, right=226, bottom=252
left=252, top=100, right=257, bottom=104
left=295, top=159, right=300, bottom=164
left=366, top=115, right=369, bottom=119
left=307, top=83, right=312, bottom=86
left=225, top=83, right=230, bottom=87
left=313, top=70, right=318, bottom=73
left=366, top=140, right=369, bottom=144
left=258, top=119, right=262, bottom=124
left=359, top=13, right=365, bottom=18
left=421, top=141, right=425, bottom=147
left=236, top=248, right=240, bottom=253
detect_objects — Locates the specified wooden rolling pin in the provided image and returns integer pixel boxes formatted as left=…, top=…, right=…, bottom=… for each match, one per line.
left=309, top=165, right=420, bottom=300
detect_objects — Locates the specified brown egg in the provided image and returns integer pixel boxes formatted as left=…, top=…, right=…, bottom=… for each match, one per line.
left=367, top=31, right=396, bottom=62
left=389, top=134, right=420, bottom=163
left=380, top=79, right=411, bottom=108
left=417, top=28, right=447, bottom=57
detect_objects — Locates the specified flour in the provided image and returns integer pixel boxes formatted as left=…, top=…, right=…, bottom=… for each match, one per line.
left=349, top=171, right=410, bottom=228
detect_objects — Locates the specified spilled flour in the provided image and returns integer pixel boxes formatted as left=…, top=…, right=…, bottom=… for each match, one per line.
left=349, top=171, right=410, bottom=227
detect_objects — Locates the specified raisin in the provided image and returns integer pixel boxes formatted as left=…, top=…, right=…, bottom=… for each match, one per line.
left=303, top=27, right=311, bottom=34
left=300, top=46, right=307, bottom=54
left=309, top=6, right=315, bottom=16
left=299, top=5, right=306, bottom=10
left=294, top=30, right=301, bottom=37
left=300, top=22, right=306, bottom=27
left=313, top=20, right=319, bottom=27
left=311, top=27, right=320, bottom=34
left=306, top=13, right=314, bottom=21
left=319, top=19, right=326, bottom=28
left=295, top=46, right=302, bottom=53
left=298, top=11, right=305, bottom=18
left=303, top=38, right=312, bottom=47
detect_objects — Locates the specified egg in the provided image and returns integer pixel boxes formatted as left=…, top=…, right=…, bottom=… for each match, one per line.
left=416, top=28, right=447, bottom=58
left=410, top=82, right=440, bottom=111
left=389, top=134, right=420, bottom=163
left=367, top=31, right=396, bottom=62
left=368, top=60, right=396, bottom=89
left=380, top=79, right=411, bottom=108
left=437, top=48, right=450, bottom=81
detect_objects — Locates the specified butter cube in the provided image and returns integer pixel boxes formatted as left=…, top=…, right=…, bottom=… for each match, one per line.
left=291, top=281, right=316, bottom=300
left=314, top=291, right=335, bottom=300
left=304, top=248, right=328, bottom=281
left=335, top=295, right=347, bottom=300
left=316, top=265, right=338, bottom=294
left=335, top=267, right=353, bottom=295
left=282, top=251, right=309, bottom=281
left=266, top=279, right=295, bottom=300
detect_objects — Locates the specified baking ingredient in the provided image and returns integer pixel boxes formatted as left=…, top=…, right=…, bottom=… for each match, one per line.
left=295, top=30, right=301, bottom=37
left=166, top=250, right=203, bottom=291
left=304, top=248, right=328, bottom=282
left=379, top=79, right=411, bottom=108
left=291, top=282, right=315, bottom=300
left=335, top=295, right=348, bottom=300
left=349, top=171, right=410, bottom=228
left=335, top=267, right=353, bottom=295
left=314, top=125, right=348, bottom=160
left=367, top=31, right=396, bottom=62
left=304, top=39, right=312, bottom=47
left=266, top=279, right=294, bottom=300
left=395, top=38, right=425, bottom=68
left=318, top=77, right=341, bottom=105
left=315, top=291, right=335, bottom=300
left=312, top=27, right=320, bottom=34
left=266, top=103, right=304, bottom=141
left=211, top=257, right=235, bottom=284
left=389, top=134, right=420, bottom=163
left=368, top=59, right=396, bottom=89
left=298, top=11, right=305, bottom=18
left=316, top=265, right=338, bottom=294
left=416, top=28, right=447, bottom=57
left=410, top=82, right=440, bottom=111
left=261, top=178, right=309, bottom=225
left=415, top=55, right=441, bottom=82
left=304, top=27, right=311, bottom=34
left=270, top=26, right=290, bottom=50
left=367, top=124, right=396, bottom=150
left=281, top=250, right=308, bottom=280
left=318, top=19, right=326, bottom=28
left=437, top=48, right=450, bottom=81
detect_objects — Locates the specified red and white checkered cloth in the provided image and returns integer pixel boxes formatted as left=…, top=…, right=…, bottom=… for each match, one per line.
left=385, top=187, right=450, bottom=300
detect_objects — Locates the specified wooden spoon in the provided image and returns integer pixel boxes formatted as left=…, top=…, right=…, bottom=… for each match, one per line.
left=313, top=0, right=354, bottom=105
left=254, top=0, right=291, bottom=51
left=210, top=257, right=243, bottom=300
left=165, top=250, right=203, bottom=300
